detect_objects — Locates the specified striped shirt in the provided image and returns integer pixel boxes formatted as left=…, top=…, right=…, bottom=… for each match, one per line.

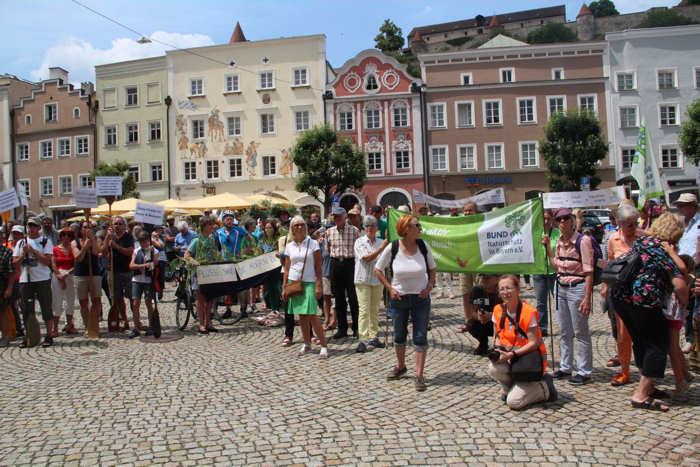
left=326, top=224, right=361, bottom=259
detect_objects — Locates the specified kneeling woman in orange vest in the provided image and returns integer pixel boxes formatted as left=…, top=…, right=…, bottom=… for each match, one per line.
left=488, top=274, right=557, bottom=410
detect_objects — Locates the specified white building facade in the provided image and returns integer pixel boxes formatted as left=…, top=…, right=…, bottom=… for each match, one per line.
left=605, top=25, right=700, bottom=203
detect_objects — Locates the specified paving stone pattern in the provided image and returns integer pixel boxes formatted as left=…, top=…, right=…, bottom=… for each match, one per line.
left=0, top=286, right=698, bottom=466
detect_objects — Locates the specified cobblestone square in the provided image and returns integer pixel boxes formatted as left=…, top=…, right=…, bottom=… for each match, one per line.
left=1, top=286, right=698, bottom=466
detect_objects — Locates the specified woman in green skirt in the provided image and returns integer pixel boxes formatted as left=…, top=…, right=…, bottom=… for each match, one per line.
left=282, top=216, right=328, bottom=358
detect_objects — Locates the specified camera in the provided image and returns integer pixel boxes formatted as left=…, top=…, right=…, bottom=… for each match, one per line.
left=488, top=346, right=506, bottom=362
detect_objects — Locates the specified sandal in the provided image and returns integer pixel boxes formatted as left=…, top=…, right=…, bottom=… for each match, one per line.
left=319, top=347, right=328, bottom=359
left=387, top=366, right=407, bottom=381
left=631, top=398, right=669, bottom=412
left=606, top=356, right=621, bottom=367
left=297, top=344, right=309, bottom=357
left=650, top=388, right=670, bottom=399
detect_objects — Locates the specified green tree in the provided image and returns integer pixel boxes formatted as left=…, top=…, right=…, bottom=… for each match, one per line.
left=589, top=0, right=619, bottom=17
left=90, top=161, right=139, bottom=200
left=680, top=98, right=700, bottom=165
left=527, top=22, right=578, bottom=43
left=374, top=19, right=404, bottom=53
left=639, top=9, right=697, bottom=28
left=539, top=109, right=608, bottom=191
left=291, top=125, right=366, bottom=216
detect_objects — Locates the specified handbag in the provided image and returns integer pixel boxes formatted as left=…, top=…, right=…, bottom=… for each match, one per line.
left=501, top=301, right=544, bottom=382
left=283, top=239, right=309, bottom=299
left=601, top=249, right=640, bottom=287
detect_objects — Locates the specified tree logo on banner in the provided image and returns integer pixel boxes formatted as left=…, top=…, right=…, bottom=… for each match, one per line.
left=505, top=212, right=526, bottom=236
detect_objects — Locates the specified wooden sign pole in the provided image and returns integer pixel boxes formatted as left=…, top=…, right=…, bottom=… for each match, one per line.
left=105, top=196, right=119, bottom=332
left=85, top=208, right=99, bottom=338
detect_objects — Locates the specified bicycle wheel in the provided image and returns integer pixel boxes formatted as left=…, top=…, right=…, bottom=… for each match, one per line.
left=175, top=295, right=191, bottom=330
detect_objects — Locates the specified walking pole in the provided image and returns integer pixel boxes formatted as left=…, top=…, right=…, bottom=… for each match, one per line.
left=545, top=252, right=556, bottom=373
left=85, top=208, right=99, bottom=338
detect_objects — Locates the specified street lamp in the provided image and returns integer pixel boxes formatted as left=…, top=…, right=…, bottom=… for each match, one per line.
left=137, top=36, right=152, bottom=44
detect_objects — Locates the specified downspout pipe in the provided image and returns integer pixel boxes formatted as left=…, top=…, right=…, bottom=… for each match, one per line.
left=165, top=95, right=172, bottom=199
left=418, top=84, right=430, bottom=195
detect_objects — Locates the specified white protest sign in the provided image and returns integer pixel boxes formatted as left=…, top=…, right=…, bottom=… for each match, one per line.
left=542, top=186, right=625, bottom=209
left=74, top=188, right=98, bottom=209
left=412, top=188, right=505, bottom=209
left=0, top=188, right=20, bottom=213
left=134, top=202, right=165, bottom=225
left=478, top=199, right=534, bottom=265
left=235, top=252, right=282, bottom=280
left=16, top=182, right=28, bottom=207
left=95, top=176, right=122, bottom=196
left=197, top=262, right=239, bottom=285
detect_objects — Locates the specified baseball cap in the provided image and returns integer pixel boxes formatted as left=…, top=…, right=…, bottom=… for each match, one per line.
left=673, top=193, right=697, bottom=205
left=27, top=217, right=41, bottom=226
left=554, top=208, right=572, bottom=220
left=11, top=225, right=25, bottom=234
left=332, top=206, right=347, bottom=216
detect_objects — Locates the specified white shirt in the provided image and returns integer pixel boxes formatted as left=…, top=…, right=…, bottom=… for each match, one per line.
left=375, top=241, right=436, bottom=295
left=132, top=246, right=159, bottom=284
left=354, top=235, right=385, bottom=286
left=13, top=236, right=53, bottom=283
left=284, top=237, right=319, bottom=283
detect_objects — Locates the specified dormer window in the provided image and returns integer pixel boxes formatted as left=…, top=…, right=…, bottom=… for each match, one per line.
left=365, top=75, right=379, bottom=91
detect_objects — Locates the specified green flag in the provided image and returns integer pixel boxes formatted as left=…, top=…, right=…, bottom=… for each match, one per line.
left=387, top=198, right=546, bottom=274
left=630, top=120, right=665, bottom=209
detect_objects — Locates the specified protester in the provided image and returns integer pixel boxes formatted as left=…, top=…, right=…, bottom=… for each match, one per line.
left=327, top=207, right=361, bottom=339
left=457, top=202, right=478, bottom=333
left=278, top=230, right=295, bottom=345
left=260, top=219, right=282, bottom=314
left=186, top=216, right=219, bottom=334
left=50, top=227, right=76, bottom=337
left=282, top=216, right=327, bottom=358
left=611, top=212, right=688, bottom=412
left=370, top=205, right=387, bottom=239
left=12, top=217, right=54, bottom=347
left=665, top=253, right=694, bottom=399
left=239, top=218, right=262, bottom=313
left=533, top=209, right=559, bottom=336
left=174, top=221, right=195, bottom=257
left=354, top=215, right=388, bottom=353
left=164, top=216, right=178, bottom=262
left=672, top=193, right=699, bottom=354
left=7, top=226, right=24, bottom=337
left=375, top=214, right=436, bottom=391
left=72, top=220, right=102, bottom=334
left=488, top=275, right=556, bottom=410
left=0, top=235, right=16, bottom=348
left=150, top=225, right=168, bottom=300
left=603, top=204, right=645, bottom=386
left=129, top=231, right=158, bottom=338
left=466, top=275, right=499, bottom=355
left=348, top=207, right=363, bottom=231
left=542, top=208, right=594, bottom=385
left=95, top=229, right=111, bottom=307
left=41, top=216, right=59, bottom=246
left=216, top=211, right=249, bottom=260
left=307, top=211, right=322, bottom=235
left=105, top=216, right=135, bottom=332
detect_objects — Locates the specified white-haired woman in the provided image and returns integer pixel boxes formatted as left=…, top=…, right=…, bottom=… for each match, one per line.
left=282, top=215, right=328, bottom=358
left=174, top=221, right=195, bottom=257
left=354, top=215, right=388, bottom=353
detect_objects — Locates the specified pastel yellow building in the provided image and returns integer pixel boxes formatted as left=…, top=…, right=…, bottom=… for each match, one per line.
left=96, top=56, right=170, bottom=201
left=167, top=29, right=326, bottom=207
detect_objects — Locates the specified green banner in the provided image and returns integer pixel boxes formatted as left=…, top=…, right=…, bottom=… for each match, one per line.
left=387, top=198, right=546, bottom=274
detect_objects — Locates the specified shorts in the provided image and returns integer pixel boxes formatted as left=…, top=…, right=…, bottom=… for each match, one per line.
left=459, top=273, right=474, bottom=296
left=322, top=277, right=332, bottom=296
left=19, top=280, right=53, bottom=322
left=132, top=282, right=154, bottom=301
left=74, top=275, right=102, bottom=300
left=110, top=271, right=133, bottom=300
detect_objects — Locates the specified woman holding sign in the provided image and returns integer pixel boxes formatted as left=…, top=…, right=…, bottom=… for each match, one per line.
left=374, top=214, right=437, bottom=392
left=72, top=221, right=102, bottom=335
left=185, top=216, right=219, bottom=334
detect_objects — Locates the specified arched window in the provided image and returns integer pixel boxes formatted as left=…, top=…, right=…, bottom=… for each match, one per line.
left=73, top=107, right=80, bottom=119
left=365, top=75, right=379, bottom=91
left=25, top=115, right=31, bottom=126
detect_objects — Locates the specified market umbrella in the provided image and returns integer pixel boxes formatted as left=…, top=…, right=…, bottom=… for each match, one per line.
left=169, top=208, right=203, bottom=216
left=91, top=198, right=140, bottom=214
left=247, top=193, right=302, bottom=207
left=178, top=192, right=250, bottom=210
left=156, top=199, right=187, bottom=210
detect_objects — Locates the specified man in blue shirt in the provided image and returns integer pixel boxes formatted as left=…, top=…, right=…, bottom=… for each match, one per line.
left=673, top=192, right=700, bottom=351
left=174, top=221, right=196, bottom=257
left=215, top=211, right=248, bottom=259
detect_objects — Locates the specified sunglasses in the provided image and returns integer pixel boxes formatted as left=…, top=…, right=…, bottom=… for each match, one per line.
left=410, top=223, right=422, bottom=229
left=556, top=216, right=571, bottom=222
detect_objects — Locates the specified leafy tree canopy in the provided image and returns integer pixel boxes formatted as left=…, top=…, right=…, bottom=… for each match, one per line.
left=680, top=98, right=700, bottom=165
left=291, top=125, right=367, bottom=216
left=589, top=0, right=619, bottom=17
left=539, top=109, right=608, bottom=191
left=527, top=22, right=578, bottom=43
left=90, top=161, right=139, bottom=200
left=375, top=19, right=404, bottom=53
left=639, top=9, right=697, bottom=28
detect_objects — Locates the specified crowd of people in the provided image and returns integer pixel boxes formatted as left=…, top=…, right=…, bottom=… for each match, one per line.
left=0, top=195, right=698, bottom=411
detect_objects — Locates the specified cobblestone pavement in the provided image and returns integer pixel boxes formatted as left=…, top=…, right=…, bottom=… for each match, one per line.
left=0, top=284, right=698, bottom=466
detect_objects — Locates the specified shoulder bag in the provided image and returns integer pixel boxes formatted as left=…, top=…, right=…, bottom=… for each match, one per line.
left=283, top=239, right=309, bottom=299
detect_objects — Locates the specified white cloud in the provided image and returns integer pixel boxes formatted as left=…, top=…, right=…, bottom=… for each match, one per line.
left=30, top=31, right=214, bottom=84
left=614, top=0, right=678, bottom=14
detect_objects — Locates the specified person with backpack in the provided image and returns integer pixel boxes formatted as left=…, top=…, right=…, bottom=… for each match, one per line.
left=374, top=214, right=436, bottom=391
left=542, top=208, right=596, bottom=385
left=12, top=217, right=54, bottom=347
left=185, top=216, right=220, bottom=334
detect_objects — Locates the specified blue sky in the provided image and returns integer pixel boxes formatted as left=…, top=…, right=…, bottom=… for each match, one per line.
left=0, top=0, right=678, bottom=84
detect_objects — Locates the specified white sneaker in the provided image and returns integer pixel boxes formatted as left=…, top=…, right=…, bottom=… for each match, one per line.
left=319, top=347, right=328, bottom=359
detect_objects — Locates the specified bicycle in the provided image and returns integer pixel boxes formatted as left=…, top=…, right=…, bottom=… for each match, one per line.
left=173, top=265, right=197, bottom=330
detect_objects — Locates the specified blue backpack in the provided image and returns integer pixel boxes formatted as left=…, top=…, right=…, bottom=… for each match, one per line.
left=558, top=234, right=603, bottom=286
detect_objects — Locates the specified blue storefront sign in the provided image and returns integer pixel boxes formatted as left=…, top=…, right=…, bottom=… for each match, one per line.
left=466, top=176, right=513, bottom=185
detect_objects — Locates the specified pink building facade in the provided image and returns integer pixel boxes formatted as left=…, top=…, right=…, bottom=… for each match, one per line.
left=326, top=50, right=425, bottom=211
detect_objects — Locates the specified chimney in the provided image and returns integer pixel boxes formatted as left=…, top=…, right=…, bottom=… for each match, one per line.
left=48, top=67, right=69, bottom=85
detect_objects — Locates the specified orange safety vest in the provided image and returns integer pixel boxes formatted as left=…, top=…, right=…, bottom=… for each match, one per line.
left=493, top=300, right=547, bottom=372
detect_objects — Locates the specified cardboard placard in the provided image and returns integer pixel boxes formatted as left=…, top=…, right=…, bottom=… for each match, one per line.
left=74, top=188, right=98, bottom=209
left=235, top=252, right=281, bottom=280
left=543, top=186, right=625, bottom=209
left=16, top=182, right=28, bottom=207
left=0, top=188, right=20, bottom=213
left=197, top=262, right=239, bottom=285
left=95, top=176, right=122, bottom=196
left=413, top=188, right=505, bottom=209
left=134, top=202, right=165, bottom=225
